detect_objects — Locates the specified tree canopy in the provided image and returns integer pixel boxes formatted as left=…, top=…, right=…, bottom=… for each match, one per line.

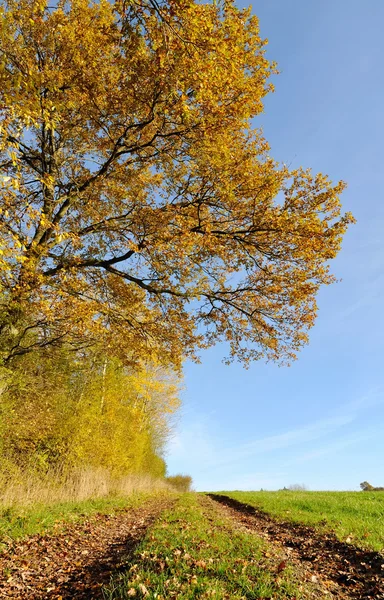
left=0, top=0, right=354, bottom=367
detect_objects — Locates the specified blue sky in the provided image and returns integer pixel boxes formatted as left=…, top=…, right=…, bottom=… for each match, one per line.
left=166, top=0, right=384, bottom=491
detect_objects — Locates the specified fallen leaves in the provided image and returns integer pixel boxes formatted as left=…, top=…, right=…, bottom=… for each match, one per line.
left=276, top=560, right=287, bottom=572
left=138, top=583, right=149, bottom=596
left=0, top=498, right=173, bottom=599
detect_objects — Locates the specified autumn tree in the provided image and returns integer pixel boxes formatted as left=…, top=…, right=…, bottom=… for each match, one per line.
left=0, top=0, right=354, bottom=368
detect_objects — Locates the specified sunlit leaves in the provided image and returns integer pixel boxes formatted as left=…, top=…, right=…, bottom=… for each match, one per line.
left=0, top=0, right=354, bottom=367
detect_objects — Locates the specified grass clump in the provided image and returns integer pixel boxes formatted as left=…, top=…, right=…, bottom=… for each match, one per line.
left=103, top=494, right=319, bottom=599
left=222, top=491, right=384, bottom=552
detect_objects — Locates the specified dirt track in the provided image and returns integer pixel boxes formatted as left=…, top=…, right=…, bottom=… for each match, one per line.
left=208, top=494, right=384, bottom=600
left=0, top=498, right=172, bottom=599
left=1, top=494, right=383, bottom=599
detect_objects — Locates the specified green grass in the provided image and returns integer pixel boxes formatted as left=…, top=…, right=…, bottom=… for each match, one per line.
left=103, top=493, right=324, bottom=600
left=0, top=493, right=153, bottom=545
left=220, top=491, right=384, bottom=552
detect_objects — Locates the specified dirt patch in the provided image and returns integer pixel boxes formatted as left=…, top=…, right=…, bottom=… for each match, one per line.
left=208, top=494, right=384, bottom=600
left=0, top=497, right=172, bottom=599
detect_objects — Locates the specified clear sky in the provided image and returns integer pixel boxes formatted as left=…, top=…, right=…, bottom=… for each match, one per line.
left=166, top=0, right=384, bottom=491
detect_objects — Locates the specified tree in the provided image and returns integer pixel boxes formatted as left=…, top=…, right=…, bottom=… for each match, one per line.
left=0, top=0, right=354, bottom=368
left=360, top=481, right=374, bottom=491
left=360, top=481, right=384, bottom=491
left=0, top=347, right=181, bottom=476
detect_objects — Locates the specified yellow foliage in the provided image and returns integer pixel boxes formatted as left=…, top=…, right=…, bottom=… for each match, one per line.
left=0, top=349, right=180, bottom=477
left=0, top=0, right=354, bottom=367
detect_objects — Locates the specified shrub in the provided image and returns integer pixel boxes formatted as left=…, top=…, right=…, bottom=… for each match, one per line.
left=165, top=474, right=193, bottom=492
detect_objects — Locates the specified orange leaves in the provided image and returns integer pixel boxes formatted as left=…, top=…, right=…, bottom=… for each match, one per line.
left=0, top=0, right=353, bottom=367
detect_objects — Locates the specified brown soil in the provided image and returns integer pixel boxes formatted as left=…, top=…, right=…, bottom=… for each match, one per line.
left=208, top=494, right=384, bottom=600
left=0, top=497, right=173, bottom=599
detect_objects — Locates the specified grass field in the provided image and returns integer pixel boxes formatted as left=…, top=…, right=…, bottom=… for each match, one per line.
left=103, top=494, right=325, bottom=600
left=220, top=490, right=384, bottom=552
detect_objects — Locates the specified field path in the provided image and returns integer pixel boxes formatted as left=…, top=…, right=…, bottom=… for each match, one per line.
left=0, top=497, right=173, bottom=599
left=208, top=494, right=384, bottom=600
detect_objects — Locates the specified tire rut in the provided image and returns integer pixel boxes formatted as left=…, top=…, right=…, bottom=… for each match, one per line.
left=208, top=494, right=384, bottom=600
left=0, top=497, right=173, bottom=599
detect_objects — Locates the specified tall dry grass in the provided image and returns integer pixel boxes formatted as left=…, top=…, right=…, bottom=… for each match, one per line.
left=0, top=467, right=172, bottom=507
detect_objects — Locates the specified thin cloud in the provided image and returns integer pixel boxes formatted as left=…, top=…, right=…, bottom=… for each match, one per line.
left=202, top=414, right=355, bottom=470
left=338, top=387, right=383, bottom=415
left=286, top=431, right=373, bottom=465
left=166, top=389, right=383, bottom=488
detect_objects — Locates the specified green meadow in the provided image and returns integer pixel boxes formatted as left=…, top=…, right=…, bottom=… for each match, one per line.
left=221, top=490, right=384, bottom=552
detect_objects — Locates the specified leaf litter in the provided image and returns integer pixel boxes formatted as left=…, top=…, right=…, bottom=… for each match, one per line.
left=0, top=497, right=173, bottom=599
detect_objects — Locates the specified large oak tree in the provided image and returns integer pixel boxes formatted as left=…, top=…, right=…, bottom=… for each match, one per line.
left=0, top=0, right=354, bottom=367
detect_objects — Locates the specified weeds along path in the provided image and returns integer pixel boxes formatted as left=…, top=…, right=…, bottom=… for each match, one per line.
left=0, top=496, right=174, bottom=599
left=208, top=494, right=384, bottom=600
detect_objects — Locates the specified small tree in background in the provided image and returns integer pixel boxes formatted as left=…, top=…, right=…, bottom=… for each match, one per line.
left=360, top=481, right=384, bottom=491
left=360, top=481, right=374, bottom=491
left=287, top=483, right=308, bottom=491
